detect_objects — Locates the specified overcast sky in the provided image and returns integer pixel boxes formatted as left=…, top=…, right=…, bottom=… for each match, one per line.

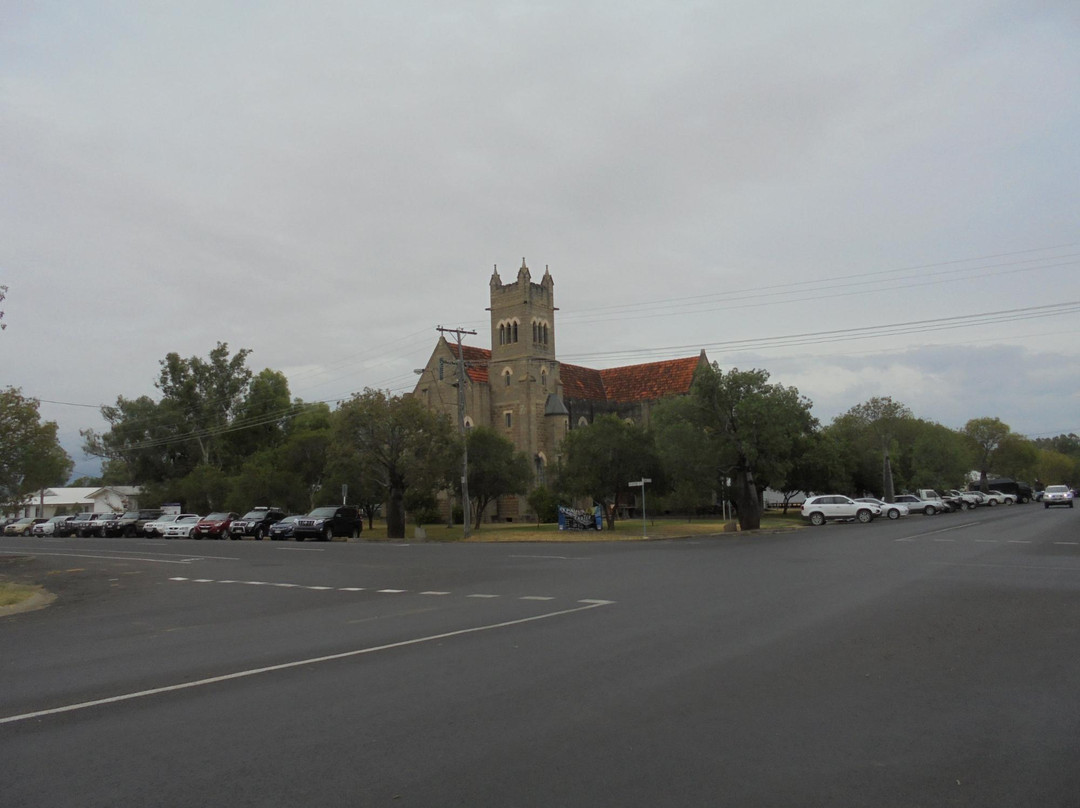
left=3, top=0, right=1079, bottom=479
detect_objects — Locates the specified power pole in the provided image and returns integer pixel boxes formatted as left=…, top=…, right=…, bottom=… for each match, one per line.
left=437, top=325, right=477, bottom=537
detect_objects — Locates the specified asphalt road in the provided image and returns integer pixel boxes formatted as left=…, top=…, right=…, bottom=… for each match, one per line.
left=1, top=506, right=1078, bottom=807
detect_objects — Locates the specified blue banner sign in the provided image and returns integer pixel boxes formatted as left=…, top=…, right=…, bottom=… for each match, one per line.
left=557, top=505, right=602, bottom=531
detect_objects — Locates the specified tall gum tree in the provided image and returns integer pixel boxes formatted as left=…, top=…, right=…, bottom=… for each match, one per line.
left=0, top=387, right=73, bottom=513
left=963, top=417, right=1011, bottom=491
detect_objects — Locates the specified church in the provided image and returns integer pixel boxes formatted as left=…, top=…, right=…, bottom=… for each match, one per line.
left=413, top=260, right=708, bottom=522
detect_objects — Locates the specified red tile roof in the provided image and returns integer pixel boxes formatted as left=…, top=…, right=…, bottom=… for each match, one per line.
left=450, top=343, right=491, bottom=384
left=563, top=354, right=705, bottom=403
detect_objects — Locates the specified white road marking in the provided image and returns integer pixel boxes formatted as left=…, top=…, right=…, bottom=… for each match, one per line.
left=1007, top=540, right=1032, bottom=544
left=468, top=594, right=499, bottom=599
left=276, top=547, right=325, bottom=551
left=1053, top=541, right=1079, bottom=546
left=520, top=596, right=555, bottom=601
left=339, top=587, right=365, bottom=592
left=0, top=600, right=616, bottom=726
left=420, top=591, right=450, bottom=595
left=378, top=589, right=407, bottom=594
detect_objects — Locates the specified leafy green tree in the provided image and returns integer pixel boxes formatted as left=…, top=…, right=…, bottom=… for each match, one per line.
left=962, top=417, right=1011, bottom=491
left=224, top=369, right=293, bottom=463
left=843, top=397, right=913, bottom=501
left=0, top=387, right=73, bottom=513
left=226, top=448, right=307, bottom=513
left=560, top=415, right=665, bottom=530
left=777, top=430, right=847, bottom=511
left=908, top=421, right=974, bottom=490
left=1035, top=448, right=1076, bottom=488
left=652, top=396, right=724, bottom=518
left=527, top=484, right=561, bottom=524
left=156, top=342, right=253, bottom=469
left=335, top=389, right=460, bottom=539
left=688, top=364, right=816, bottom=530
left=459, top=427, right=532, bottom=529
left=993, top=433, right=1039, bottom=481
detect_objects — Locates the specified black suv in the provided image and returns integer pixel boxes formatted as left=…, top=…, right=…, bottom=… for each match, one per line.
left=104, top=509, right=164, bottom=538
left=294, top=506, right=363, bottom=542
left=229, top=507, right=287, bottom=540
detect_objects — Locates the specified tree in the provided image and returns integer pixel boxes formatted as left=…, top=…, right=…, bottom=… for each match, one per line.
left=82, top=343, right=261, bottom=480
left=843, top=397, right=913, bottom=501
left=0, top=388, right=73, bottom=513
left=560, top=415, right=665, bottom=530
left=156, top=342, right=253, bottom=469
left=460, top=427, right=532, bottom=529
left=335, top=389, right=460, bottom=539
left=652, top=396, right=724, bottom=519
left=993, top=433, right=1039, bottom=481
left=908, top=421, right=974, bottom=490
left=688, top=364, right=816, bottom=530
left=962, top=417, right=1011, bottom=491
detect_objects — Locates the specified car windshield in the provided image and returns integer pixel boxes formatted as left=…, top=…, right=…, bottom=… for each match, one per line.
left=242, top=510, right=267, bottom=520
left=156, top=515, right=179, bottom=523
left=122, top=512, right=140, bottom=519
left=1046, top=485, right=1069, bottom=493
left=204, top=513, right=229, bottom=521
left=177, top=516, right=199, bottom=523
left=307, top=507, right=337, bottom=518
left=279, top=516, right=301, bottom=524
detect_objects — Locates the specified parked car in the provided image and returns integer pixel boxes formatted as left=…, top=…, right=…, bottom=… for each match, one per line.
left=89, top=513, right=119, bottom=537
left=801, top=495, right=880, bottom=526
left=102, top=509, right=164, bottom=537
left=973, top=478, right=1033, bottom=504
left=4, top=517, right=47, bottom=536
left=67, top=512, right=98, bottom=536
left=267, top=515, right=304, bottom=541
left=229, top=507, right=287, bottom=541
left=983, top=490, right=1015, bottom=506
left=32, top=515, right=74, bottom=536
left=191, top=512, right=239, bottom=540
left=1042, top=485, right=1074, bottom=509
left=893, top=490, right=947, bottom=516
left=143, top=513, right=200, bottom=537
left=162, top=514, right=202, bottom=538
left=294, top=506, right=364, bottom=541
left=946, top=490, right=980, bottom=510
left=855, top=497, right=909, bottom=520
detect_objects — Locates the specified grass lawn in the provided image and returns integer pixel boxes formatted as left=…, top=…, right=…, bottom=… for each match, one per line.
left=0, top=582, right=41, bottom=609
left=352, top=510, right=805, bottom=542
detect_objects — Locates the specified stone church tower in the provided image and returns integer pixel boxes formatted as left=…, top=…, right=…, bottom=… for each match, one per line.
left=487, top=260, right=568, bottom=490
left=413, top=259, right=706, bottom=523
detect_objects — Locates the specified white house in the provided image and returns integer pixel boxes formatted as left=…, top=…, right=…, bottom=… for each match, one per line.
left=11, top=487, right=145, bottom=518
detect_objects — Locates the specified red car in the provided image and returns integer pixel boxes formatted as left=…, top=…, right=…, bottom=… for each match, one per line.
left=191, top=512, right=239, bottom=539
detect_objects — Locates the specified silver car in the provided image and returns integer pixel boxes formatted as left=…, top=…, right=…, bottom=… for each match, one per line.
left=1043, top=485, right=1074, bottom=509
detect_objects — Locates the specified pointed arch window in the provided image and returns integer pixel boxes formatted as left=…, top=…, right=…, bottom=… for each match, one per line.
left=499, top=323, right=506, bottom=345
left=512, top=321, right=519, bottom=343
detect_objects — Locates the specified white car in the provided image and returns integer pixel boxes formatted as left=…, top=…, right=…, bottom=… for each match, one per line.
left=984, top=490, right=1015, bottom=506
left=855, top=497, right=909, bottom=520
left=143, top=513, right=200, bottom=537
left=801, top=495, right=881, bottom=526
left=31, top=515, right=72, bottom=536
left=162, top=514, right=201, bottom=538
left=1042, top=485, right=1074, bottom=509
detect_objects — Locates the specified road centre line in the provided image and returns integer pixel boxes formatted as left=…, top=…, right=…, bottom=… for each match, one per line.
left=0, top=600, right=615, bottom=726
left=895, top=521, right=981, bottom=542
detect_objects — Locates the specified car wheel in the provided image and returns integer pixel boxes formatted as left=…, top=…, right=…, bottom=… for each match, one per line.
left=856, top=509, right=873, bottom=524
left=324, top=526, right=334, bottom=541
left=809, top=512, right=826, bottom=526
left=924, top=506, right=936, bottom=516
left=1071, top=502, right=1075, bottom=509
left=1045, top=503, right=1050, bottom=509
left=887, top=508, right=899, bottom=520
left=351, top=528, right=359, bottom=539
left=190, top=529, right=199, bottom=539
left=254, top=527, right=264, bottom=541
left=295, top=535, right=304, bottom=542
left=125, top=526, right=137, bottom=538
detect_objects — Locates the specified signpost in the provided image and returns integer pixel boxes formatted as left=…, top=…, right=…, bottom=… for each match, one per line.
left=628, top=478, right=652, bottom=538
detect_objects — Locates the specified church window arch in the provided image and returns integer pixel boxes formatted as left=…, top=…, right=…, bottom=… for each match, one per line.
left=542, top=323, right=549, bottom=345
left=498, top=323, right=506, bottom=345
left=512, top=321, right=519, bottom=343
left=464, top=416, right=474, bottom=430
left=503, top=368, right=513, bottom=387
left=540, top=368, right=547, bottom=388
left=578, top=416, right=589, bottom=428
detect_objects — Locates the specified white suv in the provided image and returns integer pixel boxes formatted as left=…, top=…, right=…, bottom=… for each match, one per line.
left=801, top=495, right=880, bottom=526
left=1043, top=485, right=1074, bottom=509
